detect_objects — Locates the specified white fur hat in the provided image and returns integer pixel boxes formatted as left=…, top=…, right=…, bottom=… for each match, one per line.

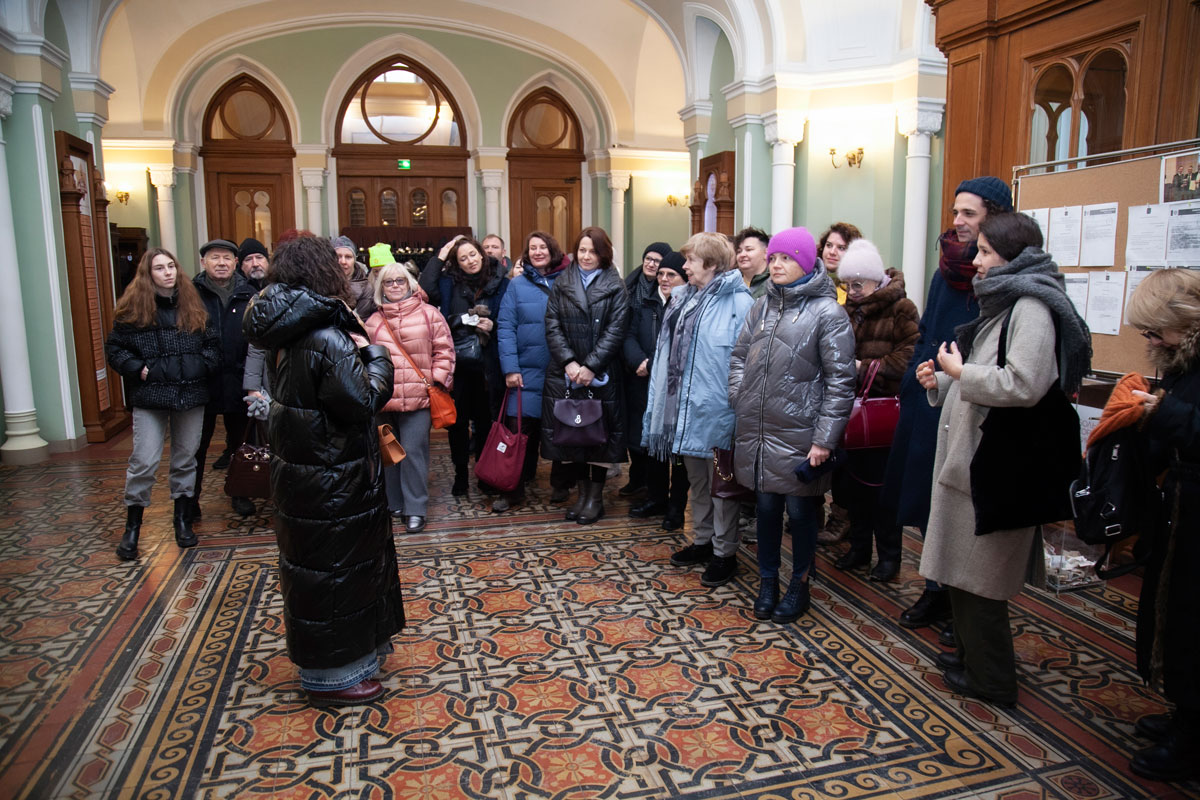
left=837, top=239, right=886, bottom=284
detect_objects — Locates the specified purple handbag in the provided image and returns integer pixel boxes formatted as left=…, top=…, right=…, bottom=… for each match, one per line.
left=552, top=387, right=606, bottom=447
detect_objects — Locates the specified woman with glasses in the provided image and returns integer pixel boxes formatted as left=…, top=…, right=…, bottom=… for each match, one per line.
left=364, top=263, right=455, bottom=533
left=829, top=240, right=919, bottom=582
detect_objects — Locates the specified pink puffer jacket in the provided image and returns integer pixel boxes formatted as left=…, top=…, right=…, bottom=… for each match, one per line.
left=364, top=294, right=455, bottom=412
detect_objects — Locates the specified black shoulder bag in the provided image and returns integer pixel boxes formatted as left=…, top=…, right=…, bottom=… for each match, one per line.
left=970, top=313, right=1081, bottom=535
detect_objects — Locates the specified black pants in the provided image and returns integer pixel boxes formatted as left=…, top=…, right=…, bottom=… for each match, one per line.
left=449, top=367, right=493, bottom=472
left=504, top=414, right=571, bottom=492
left=833, top=448, right=902, bottom=562
left=644, top=453, right=690, bottom=509
left=948, top=586, right=1018, bottom=704
left=194, top=407, right=249, bottom=501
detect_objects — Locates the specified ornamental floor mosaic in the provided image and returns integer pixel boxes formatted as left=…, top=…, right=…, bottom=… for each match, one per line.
left=1, top=427, right=1197, bottom=800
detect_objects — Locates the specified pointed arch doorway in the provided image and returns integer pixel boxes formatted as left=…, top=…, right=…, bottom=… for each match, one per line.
left=199, top=75, right=296, bottom=246
left=507, top=89, right=584, bottom=248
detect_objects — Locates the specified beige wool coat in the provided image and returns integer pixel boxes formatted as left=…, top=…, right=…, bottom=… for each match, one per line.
left=918, top=296, right=1058, bottom=601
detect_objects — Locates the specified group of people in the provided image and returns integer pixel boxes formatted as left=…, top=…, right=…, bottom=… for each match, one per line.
left=101, top=188, right=1199, bottom=782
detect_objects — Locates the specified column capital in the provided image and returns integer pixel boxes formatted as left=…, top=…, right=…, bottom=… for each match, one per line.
left=479, top=169, right=504, bottom=190
left=0, top=82, right=12, bottom=119
left=608, top=170, right=631, bottom=192
left=684, top=133, right=708, bottom=149
left=763, top=109, right=806, bottom=147
left=677, top=101, right=713, bottom=123
left=299, top=167, right=327, bottom=189
left=148, top=167, right=176, bottom=189
left=897, top=97, right=945, bottom=138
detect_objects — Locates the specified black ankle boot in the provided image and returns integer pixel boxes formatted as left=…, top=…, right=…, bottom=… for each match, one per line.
left=576, top=480, right=606, bottom=525
left=116, top=506, right=143, bottom=561
left=771, top=578, right=811, bottom=623
left=753, top=577, right=779, bottom=620
left=451, top=468, right=469, bottom=497
left=899, top=588, right=952, bottom=629
left=565, top=480, right=591, bottom=521
left=173, top=497, right=198, bottom=548
left=1131, top=710, right=1200, bottom=782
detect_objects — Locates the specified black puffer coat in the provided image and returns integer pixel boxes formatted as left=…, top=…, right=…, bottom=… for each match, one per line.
left=105, top=293, right=220, bottom=411
left=1137, top=327, right=1200, bottom=709
left=623, top=289, right=668, bottom=455
left=420, top=255, right=509, bottom=394
left=242, top=283, right=404, bottom=670
left=541, top=264, right=630, bottom=463
left=194, top=270, right=257, bottom=413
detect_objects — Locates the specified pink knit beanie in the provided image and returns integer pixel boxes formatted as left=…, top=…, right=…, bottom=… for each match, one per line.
left=766, top=227, right=818, bottom=274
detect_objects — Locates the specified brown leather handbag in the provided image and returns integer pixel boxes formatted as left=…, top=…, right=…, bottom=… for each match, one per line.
left=710, top=446, right=755, bottom=503
left=224, top=424, right=272, bottom=499
left=378, top=424, right=406, bottom=467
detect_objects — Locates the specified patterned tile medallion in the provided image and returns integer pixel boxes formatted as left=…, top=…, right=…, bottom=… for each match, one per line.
left=0, top=431, right=1197, bottom=799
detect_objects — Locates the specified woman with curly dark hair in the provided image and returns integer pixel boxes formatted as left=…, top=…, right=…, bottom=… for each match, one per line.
left=105, top=248, right=219, bottom=560
left=243, top=235, right=403, bottom=707
left=420, top=235, right=510, bottom=496
left=817, top=222, right=862, bottom=305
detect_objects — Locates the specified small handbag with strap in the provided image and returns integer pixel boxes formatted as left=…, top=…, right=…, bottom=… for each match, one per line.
left=552, top=385, right=606, bottom=447
left=378, top=423, right=406, bottom=467
left=380, top=314, right=457, bottom=429
left=475, top=388, right=528, bottom=492
left=843, top=360, right=901, bottom=450
left=225, top=422, right=272, bottom=499
left=710, top=445, right=756, bottom=503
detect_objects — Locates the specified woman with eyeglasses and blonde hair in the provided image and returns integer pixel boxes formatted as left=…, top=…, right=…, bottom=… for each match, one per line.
left=1123, top=267, right=1200, bottom=781
left=364, top=262, right=456, bottom=534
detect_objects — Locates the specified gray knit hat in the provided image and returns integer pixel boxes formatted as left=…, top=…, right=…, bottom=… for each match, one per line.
left=331, top=235, right=356, bottom=253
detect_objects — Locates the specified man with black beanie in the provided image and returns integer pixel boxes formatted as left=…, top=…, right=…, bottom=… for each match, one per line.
left=238, top=237, right=269, bottom=289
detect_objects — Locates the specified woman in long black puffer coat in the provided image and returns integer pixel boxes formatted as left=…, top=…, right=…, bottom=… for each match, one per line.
left=243, top=235, right=403, bottom=708
left=541, top=226, right=630, bottom=525
left=1125, top=267, right=1200, bottom=782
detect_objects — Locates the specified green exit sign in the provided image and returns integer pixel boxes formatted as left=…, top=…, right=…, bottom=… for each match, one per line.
left=397, top=159, right=412, bottom=170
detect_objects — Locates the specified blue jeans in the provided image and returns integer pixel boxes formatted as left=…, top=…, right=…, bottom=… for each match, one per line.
left=298, top=642, right=393, bottom=692
left=756, top=492, right=822, bottom=581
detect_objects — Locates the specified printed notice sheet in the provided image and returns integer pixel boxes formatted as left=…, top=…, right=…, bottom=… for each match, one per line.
left=1048, top=205, right=1083, bottom=266
left=1024, top=208, right=1050, bottom=243
left=1064, top=273, right=1089, bottom=317
left=1080, top=202, right=1118, bottom=266
left=1126, top=205, right=1169, bottom=264
left=1085, top=271, right=1126, bottom=335
left=1123, top=267, right=1159, bottom=325
left=1167, top=201, right=1200, bottom=265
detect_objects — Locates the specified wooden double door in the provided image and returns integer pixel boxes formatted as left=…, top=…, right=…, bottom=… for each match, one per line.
left=203, top=153, right=295, bottom=248
left=508, top=153, right=583, bottom=251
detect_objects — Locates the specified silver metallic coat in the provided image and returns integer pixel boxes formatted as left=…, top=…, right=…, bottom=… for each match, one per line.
left=728, top=268, right=857, bottom=495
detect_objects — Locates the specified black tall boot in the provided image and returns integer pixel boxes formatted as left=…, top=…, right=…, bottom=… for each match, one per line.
left=577, top=479, right=606, bottom=525
left=116, top=506, right=143, bottom=561
left=174, top=496, right=198, bottom=548
left=565, top=480, right=591, bottom=521
left=1131, top=708, right=1200, bottom=782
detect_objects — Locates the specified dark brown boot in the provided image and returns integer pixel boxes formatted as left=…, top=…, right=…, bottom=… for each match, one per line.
left=116, top=506, right=143, bottom=561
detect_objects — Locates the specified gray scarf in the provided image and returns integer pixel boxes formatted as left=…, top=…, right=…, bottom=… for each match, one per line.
left=955, top=246, right=1092, bottom=394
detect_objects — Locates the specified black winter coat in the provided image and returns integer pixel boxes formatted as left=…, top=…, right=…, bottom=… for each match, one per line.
left=420, top=255, right=508, bottom=395
left=541, top=264, right=630, bottom=463
left=104, top=293, right=220, bottom=411
left=623, top=289, right=668, bottom=455
left=242, top=283, right=404, bottom=670
left=1137, top=328, right=1200, bottom=708
left=194, top=271, right=257, bottom=413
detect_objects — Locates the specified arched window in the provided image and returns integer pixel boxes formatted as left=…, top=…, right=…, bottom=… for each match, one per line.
left=1027, top=45, right=1128, bottom=169
left=507, top=89, right=582, bottom=152
left=507, top=88, right=585, bottom=250
left=204, top=75, right=291, bottom=143
left=332, top=56, right=469, bottom=230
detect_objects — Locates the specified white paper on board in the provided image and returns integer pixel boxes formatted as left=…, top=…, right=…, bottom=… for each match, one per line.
left=1167, top=201, right=1200, bottom=265
left=1126, top=205, right=1169, bottom=264
left=1123, top=267, right=1159, bottom=325
left=1064, top=273, right=1089, bottom=317
left=1048, top=205, right=1083, bottom=267
left=1085, top=271, right=1126, bottom=335
left=1024, top=208, right=1050, bottom=242
left=1080, top=202, right=1118, bottom=266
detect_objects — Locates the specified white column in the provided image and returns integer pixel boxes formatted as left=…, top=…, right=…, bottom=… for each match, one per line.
left=763, top=111, right=805, bottom=235
left=0, top=83, right=50, bottom=462
left=299, top=168, right=326, bottom=236
left=608, top=170, right=631, bottom=272
left=480, top=169, right=503, bottom=237
left=149, top=167, right=177, bottom=255
left=897, top=99, right=945, bottom=314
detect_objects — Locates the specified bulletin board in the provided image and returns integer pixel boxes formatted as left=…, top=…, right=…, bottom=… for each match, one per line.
left=1015, top=156, right=1163, bottom=377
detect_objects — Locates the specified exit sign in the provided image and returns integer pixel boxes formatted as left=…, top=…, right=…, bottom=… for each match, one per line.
left=397, top=159, right=412, bottom=170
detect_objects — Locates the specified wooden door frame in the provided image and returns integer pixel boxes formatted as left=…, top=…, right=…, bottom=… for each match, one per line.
left=200, top=144, right=296, bottom=245
left=507, top=150, right=584, bottom=248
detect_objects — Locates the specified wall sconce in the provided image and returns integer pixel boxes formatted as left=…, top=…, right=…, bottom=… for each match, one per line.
left=114, top=185, right=131, bottom=205
left=666, top=192, right=690, bottom=207
left=830, top=147, right=865, bottom=169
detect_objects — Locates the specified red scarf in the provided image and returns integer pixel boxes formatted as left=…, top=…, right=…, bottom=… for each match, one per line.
left=938, top=229, right=978, bottom=292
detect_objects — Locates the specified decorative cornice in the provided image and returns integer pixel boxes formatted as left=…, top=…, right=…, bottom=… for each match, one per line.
left=728, top=113, right=764, bottom=130
left=677, top=101, right=713, bottom=122
left=68, top=73, right=115, bottom=99
left=607, top=148, right=689, bottom=164
left=12, top=81, right=58, bottom=102
left=102, top=138, right=177, bottom=151
left=299, top=167, right=327, bottom=189
left=608, top=170, right=631, bottom=192
left=721, top=77, right=776, bottom=103
left=74, top=111, right=108, bottom=129
left=0, top=30, right=68, bottom=70
left=148, top=167, right=176, bottom=188
left=684, top=133, right=708, bottom=148
left=478, top=169, right=504, bottom=189
left=471, top=146, right=509, bottom=159
left=293, top=144, right=330, bottom=157
left=896, top=97, right=945, bottom=137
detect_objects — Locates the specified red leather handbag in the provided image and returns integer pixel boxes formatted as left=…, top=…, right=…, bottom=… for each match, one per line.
left=475, top=388, right=528, bottom=492
left=843, top=360, right=900, bottom=450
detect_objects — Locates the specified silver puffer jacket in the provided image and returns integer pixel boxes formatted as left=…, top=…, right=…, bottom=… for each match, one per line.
left=728, top=268, right=856, bottom=495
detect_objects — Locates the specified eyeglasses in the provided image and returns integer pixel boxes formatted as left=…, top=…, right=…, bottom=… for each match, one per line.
left=381, top=278, right=407, bottom=287
left=847, top=280, right=876, bottom=293
left=644, top=256, right=662, bottom=266
left=1140, top=329, right=1164, bottom=343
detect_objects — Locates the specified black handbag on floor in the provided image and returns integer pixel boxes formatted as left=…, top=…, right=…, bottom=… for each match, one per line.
left=970, top=314, right=1080, bottom=535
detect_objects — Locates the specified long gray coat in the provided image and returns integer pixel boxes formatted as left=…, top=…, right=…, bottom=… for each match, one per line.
left=728, top=269, right=856, bottom=495
left=919, top=296, right=1058, bottom=601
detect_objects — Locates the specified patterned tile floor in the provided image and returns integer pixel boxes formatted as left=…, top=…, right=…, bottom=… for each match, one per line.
left=0, top=427, right=1197, bottom=800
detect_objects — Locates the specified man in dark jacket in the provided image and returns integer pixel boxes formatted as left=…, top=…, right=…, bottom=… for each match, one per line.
left=238, top=237, right=269, bottom=290
left=192, top=238, right=258, bottom=518
left=881, top=176, right=1012, bottom=632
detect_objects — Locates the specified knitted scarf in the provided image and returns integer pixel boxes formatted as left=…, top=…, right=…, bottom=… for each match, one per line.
left=938, top=229, right=979, bottom=292
left=954, top=246, right=1092, bottom=394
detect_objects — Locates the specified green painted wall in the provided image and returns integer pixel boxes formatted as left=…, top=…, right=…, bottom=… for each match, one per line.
left=705, top=35, right=734, bottom=157
left=734, top=122, right=771, bottom=232
left=625, top=177, right=689, bottom=275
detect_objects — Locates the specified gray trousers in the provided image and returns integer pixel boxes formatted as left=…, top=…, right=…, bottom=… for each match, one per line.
left=682, top=455, right=742, bottom=557
left=379, top=408, right=431, bottom=516
left=124, top=406, right=205, bottom=507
